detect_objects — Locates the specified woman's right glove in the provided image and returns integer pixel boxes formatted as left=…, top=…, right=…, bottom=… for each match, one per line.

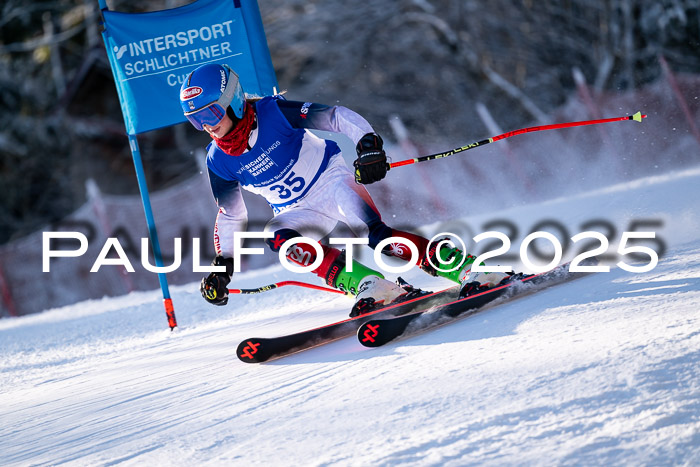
left=200, top=256, right=234, bottom=306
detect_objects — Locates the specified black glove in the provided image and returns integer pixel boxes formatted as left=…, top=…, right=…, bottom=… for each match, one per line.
left=200, top=256, right=234, bottom=306
left=354, top=133, right=388, bottom=184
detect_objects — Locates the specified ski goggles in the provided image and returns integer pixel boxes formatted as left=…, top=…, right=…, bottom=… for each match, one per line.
left=183, top=67, right=245, bottom=131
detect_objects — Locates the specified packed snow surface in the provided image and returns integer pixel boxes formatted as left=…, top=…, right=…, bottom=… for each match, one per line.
left=2, top=167, right=700, bottom=465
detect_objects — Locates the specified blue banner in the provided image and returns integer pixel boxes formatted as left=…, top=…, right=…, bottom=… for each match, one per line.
left=101, top=0, right=277, bottom=135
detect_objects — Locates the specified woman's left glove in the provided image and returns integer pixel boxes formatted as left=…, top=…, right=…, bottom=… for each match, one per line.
left=354, top=133, right=388, bottom=184
left=200, top=256, right=234, bottom=306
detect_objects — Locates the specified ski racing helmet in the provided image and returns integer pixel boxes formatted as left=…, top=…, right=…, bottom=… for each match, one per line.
left=180, top=63, right=246, bottom=131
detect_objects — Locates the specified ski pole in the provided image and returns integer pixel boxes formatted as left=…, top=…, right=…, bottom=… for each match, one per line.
left=389, top=111, right=646, bottom=170
left=229, top=281, right=351, bottom=296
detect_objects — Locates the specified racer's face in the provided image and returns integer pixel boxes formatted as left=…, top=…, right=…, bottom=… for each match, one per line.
left=203, top=114, right=234, bottom=139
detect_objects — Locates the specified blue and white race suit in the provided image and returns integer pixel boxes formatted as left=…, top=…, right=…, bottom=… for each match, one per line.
left=207, top=96, right=384, bottom=258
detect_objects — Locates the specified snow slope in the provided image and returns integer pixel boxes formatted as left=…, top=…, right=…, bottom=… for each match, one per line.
left=2, top=167, right=700, bottom=466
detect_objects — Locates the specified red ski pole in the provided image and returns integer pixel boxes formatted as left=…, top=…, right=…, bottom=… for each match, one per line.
left=229, top=281, right=350, bottom=296
left=389, top=111, right=646, bottom=169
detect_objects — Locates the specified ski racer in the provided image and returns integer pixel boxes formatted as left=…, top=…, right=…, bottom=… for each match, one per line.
left=180, top=63, right=517, bottom=316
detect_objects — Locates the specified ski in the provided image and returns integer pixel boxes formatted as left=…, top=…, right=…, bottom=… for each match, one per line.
left=357, top=261, right=597, bottom=348
left=236, top=285, right=459, bottom=363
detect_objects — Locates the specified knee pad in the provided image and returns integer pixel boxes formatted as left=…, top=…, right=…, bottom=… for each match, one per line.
left=368, top=221, right=429, bottom=264
left=367, top=221, right=393, bottom=249
left=265, top=228, right=302, bottom=252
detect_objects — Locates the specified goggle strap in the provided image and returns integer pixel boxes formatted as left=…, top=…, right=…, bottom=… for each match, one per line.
left=220, top=67, right=239, bottom=107
left=183, top=66, right=239, bottom=116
